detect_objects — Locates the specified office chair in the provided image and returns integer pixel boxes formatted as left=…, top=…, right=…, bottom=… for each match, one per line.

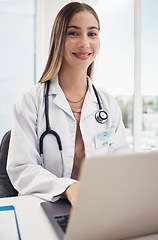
left=0, top=131, right=18, bottom=198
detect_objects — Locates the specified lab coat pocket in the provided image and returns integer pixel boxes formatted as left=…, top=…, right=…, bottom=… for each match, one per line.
left=95, top=128, right=115, bottom=152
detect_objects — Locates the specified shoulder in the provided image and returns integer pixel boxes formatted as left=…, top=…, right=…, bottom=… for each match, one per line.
left=14, top=82, right=45, bottom=112
left=22, top=82, right=45, bottom=99
left=17, top=82, right=45, bottom=102
left=93, top=85, right=122, bottom=121
left=94, top=85, right=118, bottom=106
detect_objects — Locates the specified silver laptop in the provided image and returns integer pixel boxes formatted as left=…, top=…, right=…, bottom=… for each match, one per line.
left=41, top=151, right=158, bottom=240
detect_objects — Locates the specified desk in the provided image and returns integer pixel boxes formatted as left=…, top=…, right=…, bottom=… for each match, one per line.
left=0, top=195, right=58, bottom=240
left=0, top=195, right=158, bottom=240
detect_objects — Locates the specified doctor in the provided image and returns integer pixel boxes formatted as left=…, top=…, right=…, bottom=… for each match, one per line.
left=7, top=2, right=130, bottom=206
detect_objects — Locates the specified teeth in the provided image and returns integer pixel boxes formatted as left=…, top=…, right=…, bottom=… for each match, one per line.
left=73, top=52, right=92, bottom=57
left=77, top=54, right=90, bottom=56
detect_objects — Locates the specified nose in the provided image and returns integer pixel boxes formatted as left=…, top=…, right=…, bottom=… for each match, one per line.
left=78, top=35, right=90, bottom=48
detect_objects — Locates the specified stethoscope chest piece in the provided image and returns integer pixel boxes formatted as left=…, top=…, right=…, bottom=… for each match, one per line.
left=95, top=110, right=108, bottom=124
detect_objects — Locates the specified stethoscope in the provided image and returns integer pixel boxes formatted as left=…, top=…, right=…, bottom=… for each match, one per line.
left=39, top=80, right=108, bottom=176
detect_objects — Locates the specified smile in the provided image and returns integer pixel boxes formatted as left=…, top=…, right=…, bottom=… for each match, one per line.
left=72, top=52, right=92, bottom=60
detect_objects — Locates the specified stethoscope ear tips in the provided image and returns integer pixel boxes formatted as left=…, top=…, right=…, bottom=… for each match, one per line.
left=95, top=110, right=108, bottom=124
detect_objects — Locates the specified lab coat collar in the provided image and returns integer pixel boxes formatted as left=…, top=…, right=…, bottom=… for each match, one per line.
left=48, top=75, right=61, bottom=95
left=47, top=75, right=101, bottom=122
left=48, top=75, right=75, bottom=120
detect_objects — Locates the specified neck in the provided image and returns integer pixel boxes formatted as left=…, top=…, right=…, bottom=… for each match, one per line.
left=58, top=67, right=88, bottom=101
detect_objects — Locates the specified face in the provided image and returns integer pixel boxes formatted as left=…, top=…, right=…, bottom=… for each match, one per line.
left=61, top=10, right=100, bottom=72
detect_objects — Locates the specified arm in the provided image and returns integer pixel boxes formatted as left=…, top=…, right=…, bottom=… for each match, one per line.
left=7, top=87, right=76, bottom=201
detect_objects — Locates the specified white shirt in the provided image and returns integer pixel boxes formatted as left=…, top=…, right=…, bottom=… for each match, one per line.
left=7, top=75, right=131, bottom=201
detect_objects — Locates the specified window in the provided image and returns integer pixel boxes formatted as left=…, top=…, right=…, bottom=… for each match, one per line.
left=94, top=0, right=134, bottom=149
left=93, top=0, right=158, bottom=151
left=141, top=0, right=158, bottom=150
left=0, top=0, right=36, bottom=140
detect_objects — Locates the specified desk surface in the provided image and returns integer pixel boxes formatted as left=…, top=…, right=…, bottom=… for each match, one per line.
left=0, top=195, right=58, bottom=240
left=0, top=195, right=158, bottom=240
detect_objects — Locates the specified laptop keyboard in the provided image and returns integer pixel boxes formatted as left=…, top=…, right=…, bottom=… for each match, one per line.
left=54, top=214, right=70, bottom=233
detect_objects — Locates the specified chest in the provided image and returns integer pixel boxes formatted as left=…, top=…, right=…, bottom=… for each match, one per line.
left=36, top=94, right=115, bottom=175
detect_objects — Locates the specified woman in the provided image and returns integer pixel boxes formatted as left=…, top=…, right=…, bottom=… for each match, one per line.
left=7, top=2, right=130, bottom=206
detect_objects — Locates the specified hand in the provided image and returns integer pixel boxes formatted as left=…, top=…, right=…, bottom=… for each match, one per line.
left=64, top=182, right=80, bottom=206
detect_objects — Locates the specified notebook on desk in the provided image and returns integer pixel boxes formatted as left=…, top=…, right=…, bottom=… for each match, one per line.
left=41, top=151, right=158, bottom=240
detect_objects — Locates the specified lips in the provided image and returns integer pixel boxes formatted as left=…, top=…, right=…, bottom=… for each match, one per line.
left=72, top=52, right=92, bottom=60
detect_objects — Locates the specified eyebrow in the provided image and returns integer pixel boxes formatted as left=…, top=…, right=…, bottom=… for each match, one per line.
left=67, top=26, right=99, bottom=30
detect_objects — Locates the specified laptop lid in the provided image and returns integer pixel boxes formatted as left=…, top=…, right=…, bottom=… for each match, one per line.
left=41, top=151, right=158, bottom=240
left=65, top=151, right=158, bottom=240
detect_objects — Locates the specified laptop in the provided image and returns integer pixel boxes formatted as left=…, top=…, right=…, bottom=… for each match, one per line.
left=41, top=151, right=158, bottom=240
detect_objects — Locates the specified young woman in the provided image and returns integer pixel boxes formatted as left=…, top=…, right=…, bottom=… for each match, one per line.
left=7, top=2, right=130, bottom=206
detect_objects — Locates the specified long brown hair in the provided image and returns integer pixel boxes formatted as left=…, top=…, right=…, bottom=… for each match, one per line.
left=39, top=2, right=100, bottom=83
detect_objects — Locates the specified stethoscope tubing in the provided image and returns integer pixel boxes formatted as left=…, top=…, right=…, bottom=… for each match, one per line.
left=39, top=80, right=63, bottom=174
left=92, top=85, right=102, bottom=110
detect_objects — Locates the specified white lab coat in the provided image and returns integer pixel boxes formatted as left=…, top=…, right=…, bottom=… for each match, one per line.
left=7, top=75, right=130, bottom=201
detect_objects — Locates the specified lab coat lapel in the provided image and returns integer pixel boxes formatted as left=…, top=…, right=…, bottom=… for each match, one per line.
left=48, top=76, right=75, bottom=120
left=53, top=94, right=75, bottom=120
